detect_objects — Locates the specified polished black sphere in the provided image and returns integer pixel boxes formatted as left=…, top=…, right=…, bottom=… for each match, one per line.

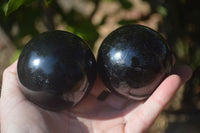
left=17, top=30, right=97, bottom=111
left=97, top=24, right=172, bottom=100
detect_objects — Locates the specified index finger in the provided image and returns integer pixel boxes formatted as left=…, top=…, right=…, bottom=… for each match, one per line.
left=124, top=65, right=192, bottom=133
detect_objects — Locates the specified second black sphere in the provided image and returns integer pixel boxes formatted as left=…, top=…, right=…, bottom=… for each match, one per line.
left=97, top=24, right=172, bottom=100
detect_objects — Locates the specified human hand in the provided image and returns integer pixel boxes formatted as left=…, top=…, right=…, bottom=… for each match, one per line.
left=0, top=60, right=192, bottom=133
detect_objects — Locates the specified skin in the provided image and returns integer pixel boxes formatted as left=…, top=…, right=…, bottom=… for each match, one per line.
left=0, top=60, right=192, bottom=133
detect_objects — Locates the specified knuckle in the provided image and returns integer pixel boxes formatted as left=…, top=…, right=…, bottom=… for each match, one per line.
left=2, top=67, right=10, bottom=77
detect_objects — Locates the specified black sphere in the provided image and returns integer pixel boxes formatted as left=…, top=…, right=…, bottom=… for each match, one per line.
left=17, top=30, right=97, bottom=111
left=97, top=24, right=172, bottom=100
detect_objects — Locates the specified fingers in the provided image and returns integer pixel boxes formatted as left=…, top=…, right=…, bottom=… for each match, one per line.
left=124, top=65, right=192, bottom=133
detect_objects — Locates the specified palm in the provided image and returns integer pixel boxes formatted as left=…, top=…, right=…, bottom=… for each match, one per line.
left=1, top=61, right=192, bottom=133
left=1, top=76, right=142, bottom=133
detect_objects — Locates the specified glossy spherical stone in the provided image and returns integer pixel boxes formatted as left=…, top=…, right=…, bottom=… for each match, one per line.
left=97, top=24, right=172, bottom=100
left=17, top=30, right=97, bottom=111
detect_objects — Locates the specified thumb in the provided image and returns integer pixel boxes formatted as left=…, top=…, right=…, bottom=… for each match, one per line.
left=1, top=60, right=25, bottom=108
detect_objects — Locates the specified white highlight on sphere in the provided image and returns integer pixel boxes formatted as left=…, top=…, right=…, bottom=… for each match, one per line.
left=33, top=59, right=40, bottom=66
left=114, top=52, right=122, bottom=60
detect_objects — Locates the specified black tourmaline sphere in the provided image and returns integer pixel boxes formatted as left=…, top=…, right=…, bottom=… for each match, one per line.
left=17, top=30, right=97, bottom=111
left=97, top=24, right=172, bottom=100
